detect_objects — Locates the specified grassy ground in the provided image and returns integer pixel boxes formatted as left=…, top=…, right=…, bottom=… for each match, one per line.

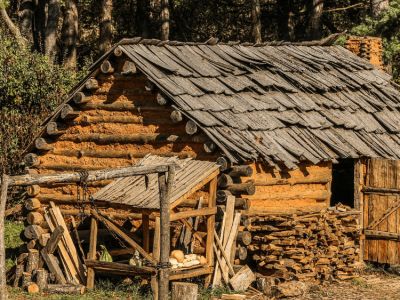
left=5, top=220, right=24, bottom=269
left=7, top=282, right=233, bottom=300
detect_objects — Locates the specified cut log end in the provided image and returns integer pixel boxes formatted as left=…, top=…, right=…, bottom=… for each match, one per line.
left=35, top=138, right=53, bottom=151
left=216, top=156, right=231, bottom=172
left=185, top=120, right=198, bottom=135
left=101, top=60, right=114, bottom=74
left=73, top=92, right=88, bottom=104
left=46, top=122, right=64, bottom=136
left=60, top=104, right=80, bottom=120
left=121, top=60, right=137, bottom=75
left=203, top=141, right=216, bottom=153
left=85, top=78, right=99, bottom=91
left=156, top=93, right=168, bottom=106
left=24, top=153, right=40, bottom=167
left=170, top=110, right=183, bottom=123
left=113, top=47, right=123, bottom=57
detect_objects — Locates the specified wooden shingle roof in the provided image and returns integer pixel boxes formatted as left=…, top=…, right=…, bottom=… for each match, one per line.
left=114, top=39, right=400, bottom=169
left=93, top=155, right=219, bottom=209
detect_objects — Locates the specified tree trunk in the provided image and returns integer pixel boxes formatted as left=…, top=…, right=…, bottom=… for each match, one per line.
left=277, top=0, right=294, bottom=41
left=45, top=0, right=61, bottom=61
left=251, top=0, right=261, bottom=43
left=160, top=0, right=169, bottom=40
left=1, top=4, right=27, bottom=47
left=61, top=0, right=78, bottom=69
left=0, top=175, right=10, bottom=300
left=371, top=0, right=389, bottom=17
left=33, top=0, right=46, bottom=52
left=136, top=0, right=150, bottom=38
left=19, top=0, right=34, bottom=41
left=307, top=0, right=324, bottom=40
left=99, top=0, right=113, bottom=54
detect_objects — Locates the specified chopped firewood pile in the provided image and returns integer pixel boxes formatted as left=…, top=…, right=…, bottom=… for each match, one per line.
left=245, top=204, right=361, bottom=282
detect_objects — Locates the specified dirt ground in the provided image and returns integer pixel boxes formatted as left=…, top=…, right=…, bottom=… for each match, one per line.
left=299, top=272, right=400, bottom=300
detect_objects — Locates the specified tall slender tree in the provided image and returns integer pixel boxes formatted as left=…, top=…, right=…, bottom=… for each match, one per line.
left=45, top=0, right=61, bottom=60
left=307, top=0, right=324, bottom=40
left=19, top=0, right=34, bottom=41
left=160, top=0, right=169, bottom=40
left=33, top=0, right=46, bottom=52
left=61, top=0, right=78, bottom=69
left=99, top=0, right=113, bottom=54
left=251, top=0, right=262, bottom=43
left=137, top=0, right=150, bottom=38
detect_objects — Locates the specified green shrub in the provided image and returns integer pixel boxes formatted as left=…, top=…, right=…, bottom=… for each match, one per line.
left=0, top=29, right=84, bottom=175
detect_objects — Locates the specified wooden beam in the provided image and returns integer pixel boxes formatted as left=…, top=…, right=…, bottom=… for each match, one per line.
left=158, top=165, right=175, bottom=300
left=151, top=217, right=160, bottom=300
left=142, top=213, right=150, bottom=252
left=170, top=207, right=217, bottom=222
left=362, top=186, right=400, bottom=194
left=9, top=164, right=170, bottom=186
left=365, top=230, right=400, bottom=241
left=0, top=175, right=9, bottom=300
left=84, top=260, right=155, bottom=275
left=86, top=218, right=97, bottom=290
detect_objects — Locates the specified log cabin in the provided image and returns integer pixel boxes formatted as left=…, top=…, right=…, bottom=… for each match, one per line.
left=21, top=38, right=400, bottom=267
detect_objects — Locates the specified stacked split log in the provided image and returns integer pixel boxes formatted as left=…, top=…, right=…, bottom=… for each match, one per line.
left=245, top=205, right=360, bottom=282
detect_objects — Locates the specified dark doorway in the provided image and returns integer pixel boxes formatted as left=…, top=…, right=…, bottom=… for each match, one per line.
left=331, top=159, right=354, bottom=207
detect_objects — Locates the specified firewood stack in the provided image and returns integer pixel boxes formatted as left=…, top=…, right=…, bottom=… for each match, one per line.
left=245, top=205, right=360, bottom=282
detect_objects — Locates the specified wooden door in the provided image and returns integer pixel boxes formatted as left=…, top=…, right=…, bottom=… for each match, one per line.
left=363, top=158, right=400, bottom=264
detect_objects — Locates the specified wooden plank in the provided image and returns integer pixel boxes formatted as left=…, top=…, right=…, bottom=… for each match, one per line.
left=40, top=249, right=67, bottom=284
left=44, top=210, right=79, bottom=284
left=91, top=210, right=156, bottom=265
left=86, top=218, right=97, bottom=290
left=170, top=207, right=217, bottom=222
left=219, top=213, right=241, bottom=287
left=212, top=211, right=226, bottom=287
left=49, top=203, right=86, bottom=282
left=214, top=194, right=235, bottom=286
left=213, top=230, right=235, bottom=276
left=169, top=266, right=213, bottom=280
left=204, top=177, right=217, bottom=287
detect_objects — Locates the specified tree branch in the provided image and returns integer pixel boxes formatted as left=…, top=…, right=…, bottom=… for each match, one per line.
left=0, top=1, right=27, bottom=47
left=324, top=3, right=365, bottom=13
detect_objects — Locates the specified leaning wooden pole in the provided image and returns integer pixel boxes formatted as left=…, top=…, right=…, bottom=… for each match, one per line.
left=158, top=165, right=175, bottom=300
left=0, top=174, right=10, bottom=300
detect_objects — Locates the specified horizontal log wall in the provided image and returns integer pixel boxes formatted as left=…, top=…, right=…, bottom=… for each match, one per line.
left=26, top=56, right=218, bottom=207
left=242, top=162, right=332, bottom=214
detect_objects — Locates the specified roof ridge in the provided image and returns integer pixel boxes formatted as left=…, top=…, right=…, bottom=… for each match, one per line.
left=116, top=32, right=345, bottom=48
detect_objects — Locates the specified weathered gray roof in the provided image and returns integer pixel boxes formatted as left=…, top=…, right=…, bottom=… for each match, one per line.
left=93, top=155, right=219, bottom=209
left=114, top=39, right=400, bottom=169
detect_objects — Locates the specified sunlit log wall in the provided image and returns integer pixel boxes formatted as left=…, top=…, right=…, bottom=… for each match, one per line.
left=24, top=54, right=332, bottom=214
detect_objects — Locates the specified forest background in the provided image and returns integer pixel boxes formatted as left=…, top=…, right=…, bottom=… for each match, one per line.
left=0, top=0, right=399, bottom=178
